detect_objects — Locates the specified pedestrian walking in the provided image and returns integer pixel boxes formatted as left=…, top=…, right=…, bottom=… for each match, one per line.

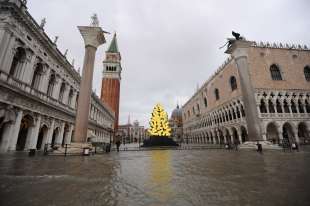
left=116, top=140, right=121, bottom=152
left=256, top=141, right=263, bottom=154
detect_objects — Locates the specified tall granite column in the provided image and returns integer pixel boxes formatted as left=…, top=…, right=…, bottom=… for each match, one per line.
left=73, top=25, right=106, bottom=143
left=225, top=40, right=263, bottom=141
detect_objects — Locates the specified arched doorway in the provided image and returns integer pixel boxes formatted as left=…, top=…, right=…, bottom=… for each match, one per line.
left=36, top=125, right=48, bottom=150
left=282, top=123, right=295, bottom=144
left=16, top=115, right=34, bottom=151
left=218, top=130, right=224, bottom=145
left=231, top=127, right=239, bottom=143
left=266, top=122, right=279, bottom=144
left=240, top=126, right=248, bottom=142
left=224, top=128, right=231, bottom=143
left=51, top=127, right=59, bottom=147
left=298, top=122, right=309, bottom=144
left=62, top=124, right=69, bottom=146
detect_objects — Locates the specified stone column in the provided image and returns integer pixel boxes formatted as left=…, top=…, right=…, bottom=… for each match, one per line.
left=70, top=91, right=77, bottom=108
left=56, top=122, right=65, bottom=144
left=225, top=40, right=263, bottom=141
left=52, top=76, right=62, bottom=99
left=40, top=66, right=51, bottom=93
left=8, top=110, right=23, bottom=151
left=28, top=115, right=42, bottom=149
left=65, top=125, right=74, bottom=144
left=46, top=119, right=55, bottom=144
left=0, top=30, right=15, bottom=73
left=0, top=123, right=13, bottom=152
left=73, top=25, right=106, bottom=143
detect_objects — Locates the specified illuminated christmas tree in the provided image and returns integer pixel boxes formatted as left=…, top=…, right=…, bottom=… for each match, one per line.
left=148, top=103, right=171, bottom=137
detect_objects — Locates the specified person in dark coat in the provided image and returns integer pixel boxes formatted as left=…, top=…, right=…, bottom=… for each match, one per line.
left=256, top=141, right=263, bottom=154
left=116, top=140, right=121, bottom=152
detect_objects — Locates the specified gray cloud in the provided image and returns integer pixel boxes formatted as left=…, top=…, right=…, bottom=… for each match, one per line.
left=27, top=0, right=310, bottom=127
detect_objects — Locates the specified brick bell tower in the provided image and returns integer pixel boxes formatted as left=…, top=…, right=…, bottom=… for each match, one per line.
left=100, top=33, right=122, bottom=136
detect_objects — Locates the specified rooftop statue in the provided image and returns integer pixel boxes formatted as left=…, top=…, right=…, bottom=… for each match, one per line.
left=90, top=14, right=99, bottom=27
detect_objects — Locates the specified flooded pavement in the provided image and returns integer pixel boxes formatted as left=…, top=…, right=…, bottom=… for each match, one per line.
left=1, top=148, right=310, bottom=206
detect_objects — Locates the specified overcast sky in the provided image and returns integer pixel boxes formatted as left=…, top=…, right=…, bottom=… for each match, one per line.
left=27, top=0, right=310, bottom=127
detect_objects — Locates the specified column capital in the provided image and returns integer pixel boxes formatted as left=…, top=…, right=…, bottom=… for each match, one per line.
left=78, top=26, right=107, bottom=48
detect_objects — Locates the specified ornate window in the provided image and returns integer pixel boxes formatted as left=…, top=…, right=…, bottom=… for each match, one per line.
left=298, top=100, right=304, bottom=113
left=291, top=100, right=297, bottom=113
left=9, top=47, right=26, bottom=78
left=268, top=100, right=275, bottom=113
left=31, top=63, right=43, bottom=90
left=197, top=104, right=200, bottom=113
left=230, top=76, right=237, bottom=91
left=68, top=88, right=74, bottom=106
left=270, top=64, right=283, bottom=80
left=283, top=100, right=290, bottom=113
left=204, top=97, right=208, bottom=107
left=259, top=99, right=267, bottom=113
left=305, top=100, right=310, bottom=113
left=304, top=66, right=310, bottom=81
left=58, top=82, right=66, bottom=102
left=276, top=99, right=282, bottom=113
left=214, top=88, right=220, bottom=100
left=47, top=73, right=56, bottom=97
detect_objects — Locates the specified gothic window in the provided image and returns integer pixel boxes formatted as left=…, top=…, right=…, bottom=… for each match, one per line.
left=276, top=99, right=282, bottom=113
left=214, top=88, right=220, bottom=100
left=192, top=107, right=195, bottom=114
left=232, top=108, right=236, bottom=119
left=304, top=66, right=310, bottom=81
left=197, top=104, right=200, bottom=113
left=47, top=73, right=56, bottom=97
left=305, top=100, right=310, bottom=113
left=270, top=64, right=283, bottom=80
left=236, top=107, right=241, bottom=118
left=268, top=100, right=275, bottom=113
left=230, top=76, right=237, bottom=91
left=31, top=63, right=43, bottom=90
left=291, top=100, right=297, bottom=113
left=283, top=100, right=290, bottom=113
left=187, top=110, right=190, bottom=117
left=75, top=93, right=79, bottom=109
left=59, top=82, right=66, bottom=102
left=241, top=105, right=245, bottom=117
left=68, top=88, right=74, bottom=106
left=229, top=110, right=232, bottom=120
left=204, top=97, right=208, bottom=107
left=259, top=99, right=267, bottom=113
left=9, top=47, right=26, bottom=78
left=298, top=99, right=304, bottom=113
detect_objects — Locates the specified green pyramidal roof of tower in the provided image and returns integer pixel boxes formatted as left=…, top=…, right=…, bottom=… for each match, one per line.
left=107, top=33, right=119, bottom=53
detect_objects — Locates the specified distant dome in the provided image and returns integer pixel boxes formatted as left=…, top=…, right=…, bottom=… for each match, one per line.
left=171, top=105, right=182, bottom=120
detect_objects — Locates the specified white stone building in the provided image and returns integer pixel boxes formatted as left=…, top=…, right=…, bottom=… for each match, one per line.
left=182, top=39, right=310, bottom=146
left=0, top=0, right=115, bottom=152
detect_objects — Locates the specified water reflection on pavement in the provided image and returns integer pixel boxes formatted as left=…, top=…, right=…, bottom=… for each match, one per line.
left=1, top=148, right=310, bottom=206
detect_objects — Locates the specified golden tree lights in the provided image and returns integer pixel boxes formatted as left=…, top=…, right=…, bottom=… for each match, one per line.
left=148, top=103, right=171, bottom=136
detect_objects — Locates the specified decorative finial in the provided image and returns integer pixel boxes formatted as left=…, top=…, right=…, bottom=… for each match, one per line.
left=64, top=49, right=68, bottom=57
left=40, top=18, right=46, bottom=29
left=77, top=67, right=81, bottom=74
left=90, top=13, right=99, bottom=27
left=71, top=59, right=75, bottom=67
left=53, top=36, right=59, bottom=44
left=22, top=0, right=27, bottom=5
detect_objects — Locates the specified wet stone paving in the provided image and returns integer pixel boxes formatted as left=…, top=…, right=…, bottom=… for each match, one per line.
left=1, top=147, right=310, bottom=206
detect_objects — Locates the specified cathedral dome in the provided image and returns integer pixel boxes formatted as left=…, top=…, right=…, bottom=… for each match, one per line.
left=171, top=105, right=182, bottom=120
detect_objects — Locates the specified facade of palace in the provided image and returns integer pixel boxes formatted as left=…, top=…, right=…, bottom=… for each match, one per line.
left=118, top=120, right=146, bottom=143
left=169, top=105, right=183, bottom=143
left=0, top=0, right=115, bottom=152
left=182, top=40, right=310, bottom=145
